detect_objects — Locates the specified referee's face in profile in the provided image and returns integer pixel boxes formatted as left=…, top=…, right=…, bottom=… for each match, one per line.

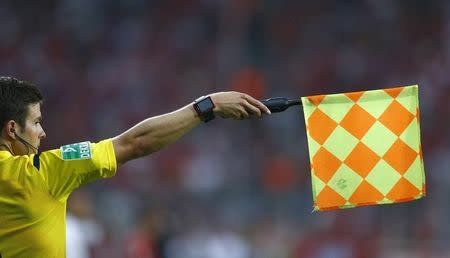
left=14, top=103, right=46, bottom=155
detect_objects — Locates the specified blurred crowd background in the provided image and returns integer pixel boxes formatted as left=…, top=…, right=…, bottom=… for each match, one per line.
left=1, top=0, right=450, bottom=257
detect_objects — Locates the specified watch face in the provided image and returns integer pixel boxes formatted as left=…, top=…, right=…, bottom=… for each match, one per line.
left=197, top=97, right=214, bottom=111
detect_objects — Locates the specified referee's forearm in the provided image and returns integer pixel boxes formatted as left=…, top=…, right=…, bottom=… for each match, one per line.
left=113, top=104, right=201, bottom=164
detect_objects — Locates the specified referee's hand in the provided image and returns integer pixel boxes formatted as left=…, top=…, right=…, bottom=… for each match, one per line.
left=209, top=91, right=271, bottom=119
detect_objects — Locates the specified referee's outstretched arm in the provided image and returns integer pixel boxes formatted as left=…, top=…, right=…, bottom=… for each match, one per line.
left=112, top=91, right=271, bottom=166
left=0, top=78, right=273, bottom=257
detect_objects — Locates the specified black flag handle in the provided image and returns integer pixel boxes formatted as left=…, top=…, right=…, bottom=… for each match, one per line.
left=261, top=97, right=302, bottom=113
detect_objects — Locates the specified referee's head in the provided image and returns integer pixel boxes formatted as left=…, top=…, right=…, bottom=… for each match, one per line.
left=0, top=77, right=46, bottom=155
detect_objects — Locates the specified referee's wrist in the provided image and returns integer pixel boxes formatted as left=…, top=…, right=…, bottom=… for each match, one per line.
left=193, top=95, right=216, bottom=122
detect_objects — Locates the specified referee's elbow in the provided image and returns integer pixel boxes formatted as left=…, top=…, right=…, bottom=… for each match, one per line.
left=112, top=134, right=159, bottom=166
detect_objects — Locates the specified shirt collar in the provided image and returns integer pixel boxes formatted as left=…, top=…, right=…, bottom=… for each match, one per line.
left=0, top=150, right=13, bottom=159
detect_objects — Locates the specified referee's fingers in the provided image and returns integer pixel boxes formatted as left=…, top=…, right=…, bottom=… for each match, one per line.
left=238, top=106, right=250, bottom=119
left=242, top=100, right=262, bottom=118
left=243, top=94, right=271, bottom=115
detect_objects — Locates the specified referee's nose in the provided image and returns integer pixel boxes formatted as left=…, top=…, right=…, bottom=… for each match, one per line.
left=39, top=129, right=46, bottom=140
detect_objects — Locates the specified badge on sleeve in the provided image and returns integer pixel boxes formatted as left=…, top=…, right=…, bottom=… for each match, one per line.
left=60, top=141, right=92, bottom=160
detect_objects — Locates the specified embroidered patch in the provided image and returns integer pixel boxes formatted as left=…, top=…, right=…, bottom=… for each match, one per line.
left=60, top=141, right=92, bottom=160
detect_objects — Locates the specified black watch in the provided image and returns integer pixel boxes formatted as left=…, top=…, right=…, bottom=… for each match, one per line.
left=193, top=96, right=215, bottom=122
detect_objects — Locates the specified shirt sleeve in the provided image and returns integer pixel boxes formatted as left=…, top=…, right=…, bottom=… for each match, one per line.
left=38, top=139, right=117, bottom=201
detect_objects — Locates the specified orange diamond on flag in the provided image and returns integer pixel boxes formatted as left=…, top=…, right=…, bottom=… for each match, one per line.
left=378, top=100, right=415, bottom=136
left=386, top=177, right=420, bottom=201
left=307, top=95, right=326, bottom=106
left=384, top=87, right=404, bottom=99
left=316, top=185, right=347, bottom=209
left=349, top=180, right=384, bottom=204
left=345, top=91, right=365, bottom=102
left=313, top=147, right=342, bottom=183
left=340, top=105, right=376, bottom=139
left=383, top=139, right=418, bottom=174
left=344, top=143, right=380, bottom=178
left=307, top=109, right=338, bottom=144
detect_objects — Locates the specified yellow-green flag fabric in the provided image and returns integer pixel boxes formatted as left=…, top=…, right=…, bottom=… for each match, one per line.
left=302, top=85, right=425, bottom=211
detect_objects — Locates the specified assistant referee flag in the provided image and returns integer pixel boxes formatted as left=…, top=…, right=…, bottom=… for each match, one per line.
left=302, top=85, right=425, bottom=211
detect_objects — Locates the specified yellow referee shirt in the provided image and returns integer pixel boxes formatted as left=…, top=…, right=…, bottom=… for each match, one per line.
left=0, top=139, right=117, bottom=258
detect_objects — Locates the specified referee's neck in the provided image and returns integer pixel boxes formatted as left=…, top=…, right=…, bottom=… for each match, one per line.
left=0, top=140, right=13, bottom=154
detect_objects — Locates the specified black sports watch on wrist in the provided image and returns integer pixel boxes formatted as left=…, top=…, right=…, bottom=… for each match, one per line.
left=193, top=95, right=215, bottom=122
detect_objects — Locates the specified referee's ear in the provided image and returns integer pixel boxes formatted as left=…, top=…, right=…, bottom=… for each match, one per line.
left=4, top=120, right=18, bottom=140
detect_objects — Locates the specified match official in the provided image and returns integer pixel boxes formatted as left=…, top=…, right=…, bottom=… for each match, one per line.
left=0, top=77, right=270, bottom=257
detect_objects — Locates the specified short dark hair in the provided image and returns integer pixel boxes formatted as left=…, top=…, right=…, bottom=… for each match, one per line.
left=0, top=77, right=43, bottom=129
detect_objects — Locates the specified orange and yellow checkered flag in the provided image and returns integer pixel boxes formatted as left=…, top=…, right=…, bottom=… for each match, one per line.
left=302, top=85, right=425, bottom=211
